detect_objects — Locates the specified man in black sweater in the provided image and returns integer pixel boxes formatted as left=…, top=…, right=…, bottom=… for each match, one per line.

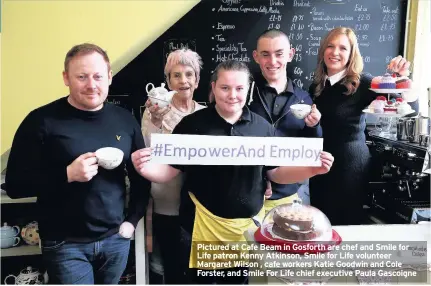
left=249, top=29, right=322, bottom=211
left=5, top=43, right=150, bottom=284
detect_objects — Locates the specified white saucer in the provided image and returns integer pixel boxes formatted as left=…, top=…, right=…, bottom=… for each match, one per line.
left=362, top=109, right=415, bottom=118
left=369, top=88, right=410, bottom=94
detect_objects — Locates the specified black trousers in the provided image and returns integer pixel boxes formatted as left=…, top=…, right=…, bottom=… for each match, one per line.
left=152, top=213, right=186, bottom=284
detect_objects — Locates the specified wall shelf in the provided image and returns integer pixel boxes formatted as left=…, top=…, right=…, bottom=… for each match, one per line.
left=1, top=191, right=37, bottom=204
left=1, top=245, right=41, bottom=257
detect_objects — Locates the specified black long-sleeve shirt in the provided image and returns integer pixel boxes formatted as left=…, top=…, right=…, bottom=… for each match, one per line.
left=5, top=97, right=150, bottom=242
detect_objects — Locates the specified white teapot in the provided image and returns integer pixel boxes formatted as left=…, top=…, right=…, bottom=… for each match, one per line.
left=4, top=266, right=48, bottom=285
left=146, top=82, right=176, bottom=108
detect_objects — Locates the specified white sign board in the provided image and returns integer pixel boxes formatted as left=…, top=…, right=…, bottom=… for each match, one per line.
left=150, top=134, right=323, bottom=166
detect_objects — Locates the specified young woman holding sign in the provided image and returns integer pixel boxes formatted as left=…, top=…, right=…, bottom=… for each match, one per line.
left=132, top=60, right=334, bottom=284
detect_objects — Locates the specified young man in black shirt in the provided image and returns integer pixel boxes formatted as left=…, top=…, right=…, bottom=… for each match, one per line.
left=249, top=29, right=323, bottom=211
left=132, top=60, right=334, bottom=284
left=5, top=43, right=150, bottom=284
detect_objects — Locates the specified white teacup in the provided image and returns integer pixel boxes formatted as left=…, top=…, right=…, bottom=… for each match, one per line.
left=290, top=104, right=312, bottom=119
left=95, top=147, right=124, bottom=170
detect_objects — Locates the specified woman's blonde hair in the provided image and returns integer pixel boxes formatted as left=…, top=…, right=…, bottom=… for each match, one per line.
left=313, top=27, right=363, bottom=97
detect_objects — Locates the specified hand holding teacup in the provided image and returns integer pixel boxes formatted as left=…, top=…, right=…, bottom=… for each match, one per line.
left=67, top=152, right=98, bottom=183
left=66, top=147, right=124, bottom=182
left=305, top=104, right=321, bottom=127
left=145, top=99, right=171, bottom=128
left=291, top=104, right=321, bottom=127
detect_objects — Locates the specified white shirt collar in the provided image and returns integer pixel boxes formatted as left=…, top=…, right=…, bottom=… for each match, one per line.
left=325, top=69, right=346, bottom=86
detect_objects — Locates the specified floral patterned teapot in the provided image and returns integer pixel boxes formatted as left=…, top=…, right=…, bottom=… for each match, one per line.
left=4, top=266, right=48, bottom=285
left=21, top=221, right=40, bottom=246
left=145, top=82, right=176, bottom=108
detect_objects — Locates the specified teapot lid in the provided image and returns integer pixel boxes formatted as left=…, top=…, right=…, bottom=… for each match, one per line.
left=153, top=83, right=168, bottom=92
left=1, top=222, right=12, bottom=231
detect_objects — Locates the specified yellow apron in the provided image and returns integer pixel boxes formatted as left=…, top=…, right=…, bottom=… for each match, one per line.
left=188, top=192, right=265, bottom=269
left=264, top=193, right=299, bottom=214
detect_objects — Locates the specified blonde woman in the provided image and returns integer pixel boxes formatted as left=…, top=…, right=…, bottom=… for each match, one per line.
left=141, top=49, right=205, bottom=284
left=309, top=27, right=416, bottom=225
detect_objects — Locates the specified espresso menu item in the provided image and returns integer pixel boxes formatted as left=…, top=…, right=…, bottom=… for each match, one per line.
left=109, top=0, right=407, bottom=119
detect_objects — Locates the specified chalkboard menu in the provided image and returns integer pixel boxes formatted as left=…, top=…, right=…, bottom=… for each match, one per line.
left=109, top=0, right=408, bottom=120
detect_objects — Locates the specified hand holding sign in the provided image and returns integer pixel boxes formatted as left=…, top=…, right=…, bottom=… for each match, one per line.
left=264, top=180, right=272, bottom=199
left=313, top=151, right=334, bottom=175
left=131, top=147, right=152, bottom=176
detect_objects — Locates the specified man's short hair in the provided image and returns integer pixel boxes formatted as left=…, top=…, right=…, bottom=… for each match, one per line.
left=64, top=43, right=111, bottom=72
left=256, top=29, right=290, bottom=48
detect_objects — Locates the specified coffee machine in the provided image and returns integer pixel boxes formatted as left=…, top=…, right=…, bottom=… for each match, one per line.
left=403, top=114, right=430, bottom=144
left=366, top=132, right=430, bottom=224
